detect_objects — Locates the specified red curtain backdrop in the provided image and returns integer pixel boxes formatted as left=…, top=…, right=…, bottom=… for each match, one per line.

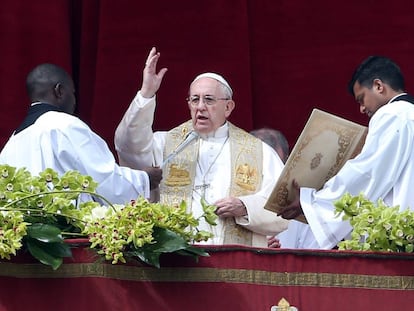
left=1, top=0, right=414, bottom=153
left=0, top=0, right=73, bottom=142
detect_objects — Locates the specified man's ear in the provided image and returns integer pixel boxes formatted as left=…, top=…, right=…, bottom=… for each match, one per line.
left=224, top=100, right=235, bottom=117
left=373, top=79, right=384, bottom=93
left=53, top=83, right=63, bottom=98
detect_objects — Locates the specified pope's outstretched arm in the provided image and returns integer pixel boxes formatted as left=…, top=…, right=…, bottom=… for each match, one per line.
left=115, top=47, right=168, bottom=169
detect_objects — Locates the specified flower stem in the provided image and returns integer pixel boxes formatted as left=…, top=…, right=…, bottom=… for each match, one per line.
left=2, top=189, right=116, bottom=211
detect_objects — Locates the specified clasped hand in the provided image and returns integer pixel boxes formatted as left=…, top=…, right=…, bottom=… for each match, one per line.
left=214, top=197, right=247, bottom=218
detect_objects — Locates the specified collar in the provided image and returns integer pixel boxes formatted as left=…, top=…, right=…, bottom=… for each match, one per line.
left=14, top=103, right=63, bottom=134
left=199, top=122, right=229, bottom=140
left=388, top=93, right=407, bottom=103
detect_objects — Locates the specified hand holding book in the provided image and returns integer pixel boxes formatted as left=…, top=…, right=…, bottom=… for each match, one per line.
left=276, top=179, right=303, bottom=219
left=265, top=109, right=368, bottom=223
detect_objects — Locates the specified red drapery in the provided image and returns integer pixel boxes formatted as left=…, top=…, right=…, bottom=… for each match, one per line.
left=0, top=245, right=413, bottom=310
left=2, top=3, right=414, bottom=309
left=2, top=1, right=414, bottom=153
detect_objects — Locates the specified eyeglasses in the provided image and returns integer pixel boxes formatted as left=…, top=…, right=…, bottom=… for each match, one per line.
left=186, top=95, right=230, bottom=107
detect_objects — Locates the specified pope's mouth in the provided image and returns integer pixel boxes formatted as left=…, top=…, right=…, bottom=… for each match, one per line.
left=197, top=115, right=208, bottom=120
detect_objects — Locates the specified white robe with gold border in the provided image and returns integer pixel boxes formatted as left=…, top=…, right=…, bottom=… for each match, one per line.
left=115, top=92, right=289, bottom=247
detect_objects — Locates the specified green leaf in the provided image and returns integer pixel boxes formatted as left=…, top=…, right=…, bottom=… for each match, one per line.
left=201, top=198, right=218, bottom=225
left=144, top=227, right=188, bottom=253
left=41, top=240, right=72, bottom=258
left=24, top=223, right=71, bottom=269
left=131, top=249, right=162, bottom=268
left=130, top=228, right=188, bottom=267
left=174, top=248, right=209, bottom=263
left=26, top=239, right=64, bottom=270
left=27, top=223, right=63, bottom=243
left=179, top=245, right=210, bottom=257
left=128, top=228, right=209, bottom=268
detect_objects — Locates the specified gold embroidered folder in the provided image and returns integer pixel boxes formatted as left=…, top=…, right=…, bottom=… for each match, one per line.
left=264, top=108, right=368, bottom=223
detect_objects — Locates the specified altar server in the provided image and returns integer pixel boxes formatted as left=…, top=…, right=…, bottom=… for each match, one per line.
left=278, top=56, right=414, bottom=249
left=0, top=63, right=162, bottom=204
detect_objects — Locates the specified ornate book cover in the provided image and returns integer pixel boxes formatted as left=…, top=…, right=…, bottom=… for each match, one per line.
left=264, top=108, right=368, bottom=223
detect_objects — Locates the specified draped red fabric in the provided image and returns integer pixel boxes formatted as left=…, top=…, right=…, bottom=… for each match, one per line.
left=0, top=245, right=413, bottom=310
left=2, top=1, right=414, bottom=153
left=74, top=0, right=255, bottom=153
left=2, top=3, right=414, bottom=309
left=0, top=0, right=73, bottom=145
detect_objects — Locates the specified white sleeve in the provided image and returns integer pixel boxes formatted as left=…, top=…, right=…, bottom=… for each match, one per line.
left=52, top=120, right=150, bottom=204
left=301, top=109, right=414, bottom=249
left=115, top=91, right=159, bottom=168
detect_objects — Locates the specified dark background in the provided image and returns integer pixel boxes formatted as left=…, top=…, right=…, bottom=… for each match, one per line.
left=1, top=0, right=414, bottom=154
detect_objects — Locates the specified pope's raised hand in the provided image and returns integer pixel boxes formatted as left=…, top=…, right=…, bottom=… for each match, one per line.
left=140, top=47, right=168, bottom=98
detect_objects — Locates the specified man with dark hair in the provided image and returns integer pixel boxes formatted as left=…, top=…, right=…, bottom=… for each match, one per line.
left=0, top=63, right=162, bottom=204
left=347, top=55, right=407, bottom=99
left=279, top=56, right=414, bottom=249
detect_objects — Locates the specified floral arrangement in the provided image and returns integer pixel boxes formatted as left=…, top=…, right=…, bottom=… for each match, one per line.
left=0, top=165, right=217, bottom=270
left=334, top=193, right=414, bottom=252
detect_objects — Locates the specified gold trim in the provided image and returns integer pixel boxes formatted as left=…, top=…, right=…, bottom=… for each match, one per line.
left=0, top=262, right=413, bottom=290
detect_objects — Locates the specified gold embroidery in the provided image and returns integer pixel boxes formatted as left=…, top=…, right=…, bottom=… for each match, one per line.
left=181, top=126, right=189, bottom=139
left=162, top=121, right=263, bottom=246
left=235, top=163, right=258, bottom=191
left=165, top=164, right=191, bottom=186
left=1, top=262, right=413, bottom=290
left=222, top=218, right=252, bottom=245
left=310, top=152, right=323, bottom=169
left=275, top=181, right=289, bottom=206
left=277, top=298, right=291, bottom=311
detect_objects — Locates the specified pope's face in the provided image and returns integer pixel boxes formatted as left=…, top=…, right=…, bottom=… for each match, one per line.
left=188, top=78, right=235, bottom=134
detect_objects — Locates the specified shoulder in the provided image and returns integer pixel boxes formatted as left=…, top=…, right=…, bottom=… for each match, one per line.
left=227, top=122, right=259, bottom=141
left=32, top=112, right=93, bottom=140
left=170, top=120, right=193, bottom=131
left=368, top=102, right=414, bottom=139
left=373, top=101, right=414, bottom=124
left=37, top=111, right=89, bottom=129
left=168, top=120, right=193, bottom=137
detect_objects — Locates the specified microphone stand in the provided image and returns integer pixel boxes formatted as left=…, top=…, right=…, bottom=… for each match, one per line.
left=162, top=131, right=199, bottom=167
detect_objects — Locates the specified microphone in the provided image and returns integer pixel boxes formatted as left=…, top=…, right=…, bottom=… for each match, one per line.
left=163, top=131, right=199, bottom=167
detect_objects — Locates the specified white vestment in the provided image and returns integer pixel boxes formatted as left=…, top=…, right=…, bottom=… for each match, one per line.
left=115, top=92, right=289, bottom=247
left=301, top=95, right=414, bottom=249
left=277, top=220, right=319, bottom=249
left=0, top=110, right=150, bottom=204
